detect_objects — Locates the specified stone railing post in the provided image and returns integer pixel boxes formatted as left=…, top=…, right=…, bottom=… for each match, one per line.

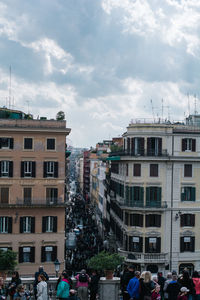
left=99, top=277, right=120, bottom=300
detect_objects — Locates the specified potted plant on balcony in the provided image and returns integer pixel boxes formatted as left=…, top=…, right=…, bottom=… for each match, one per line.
left=0, top=249, right=17, bottom=278
left=88, top=251, right=124, bottom=279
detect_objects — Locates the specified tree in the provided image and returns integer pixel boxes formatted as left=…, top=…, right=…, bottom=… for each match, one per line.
left=0, top=249, right=17, bottom=271
left=56, top=111, right=65, bottom=120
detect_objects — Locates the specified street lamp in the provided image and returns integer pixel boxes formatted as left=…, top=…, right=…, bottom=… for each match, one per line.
left=54, top=259, right=60, bottom=277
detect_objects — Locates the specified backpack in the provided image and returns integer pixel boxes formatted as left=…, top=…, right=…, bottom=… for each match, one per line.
left=79, top=273, right=88, bottom=283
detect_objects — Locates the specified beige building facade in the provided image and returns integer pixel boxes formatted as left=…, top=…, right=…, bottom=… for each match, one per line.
left=108, top=117, right=200, bottom=274
left=0, top=117, right=71, bottom=276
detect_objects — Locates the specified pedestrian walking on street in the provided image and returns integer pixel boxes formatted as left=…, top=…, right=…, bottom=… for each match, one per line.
left=34, top=266, right=49, bottom=299
left=56, top=273, right=70, bottom=300
left=75, top=269, right=90, bottom=300
left=192, top=271, right=200, bottom=300
left=37, top=275, right=48, bottom=300
left=7, top=271, right=22, bottom=300
left=89, top=270, right=100, bottom=300
left=127, top=271, right=140, bottom=300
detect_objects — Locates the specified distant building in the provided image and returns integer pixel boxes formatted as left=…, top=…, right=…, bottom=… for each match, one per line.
left=0, top=108, right=71, bottom=276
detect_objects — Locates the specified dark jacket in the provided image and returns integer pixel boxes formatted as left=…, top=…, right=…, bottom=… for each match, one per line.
left=142, top=280, right=155, bottom=297
left=121, top=271, right=135, bottom=291
left=90, top=274, right=100, bottom=292
left=166, top=280, right=181, bottom=300
left=178, top=277, right=196, bottom=295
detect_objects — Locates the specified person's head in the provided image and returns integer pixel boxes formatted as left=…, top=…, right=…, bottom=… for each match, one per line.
left=172, top=274, right=177, bottom=281
left=128, top=265, right=134, bottom=272
left=192, top=271, right=199, bottom=278
left=140, top=271, right=146, bottom=280
left=182, top=270, right=190, bottom=280
left=38, top=274, right=46, bottom=281
left=155, top=285, right=160, bottom=293
left=180, top=287, right=189, bottom=295
left=16, top=284, right=25, bottom=294
left=152, top=275, right=158, bottom=283
left=144, top=271, right=152, bottom=283
left=39, top=266, right=44, bottom=273
left=167, top=272, right=172, bottom=279
left=80, top=269, right=86, bottom=274
left=172, top=270, right=177, bottom=275
left=157, top=272, right=162, bottom=277
left=12, top=271, right=19, bottom=279
left=69, top=289, right=76, bottom=296
left=135, top=271, right=140, bottom=278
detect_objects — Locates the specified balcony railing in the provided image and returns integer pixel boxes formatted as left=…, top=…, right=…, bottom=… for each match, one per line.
left=118, top=249, right=168, bottom=263
left=112, top=197, right=167, bottom=209
left=109, top=149, right=169, bottom=157
left=1, top=198, right=65, bottom=207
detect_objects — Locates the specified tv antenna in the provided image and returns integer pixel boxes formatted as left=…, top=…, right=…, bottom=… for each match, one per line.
left=150, top=99, right=155, bottom=122
left=194, top=94, right=198, bottom=115
left=8, top=66, right=12, bottom=109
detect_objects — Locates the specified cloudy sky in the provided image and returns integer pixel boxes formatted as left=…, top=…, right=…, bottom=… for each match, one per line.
left=0, top=0, right=200, bottom=147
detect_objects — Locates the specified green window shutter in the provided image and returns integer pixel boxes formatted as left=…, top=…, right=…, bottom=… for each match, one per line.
left=146, top=187, right=150, bottom=205
left=130, top=187, right=134, bottom=206
left=181, top=188, right=185, bottom=201
left=157, top=187, right=161, bottom=202
left=139, top=187, right=144, bottom=205
left=191, top=187, right=196, bottom=201
left=125, top=186, right=129, bottom=205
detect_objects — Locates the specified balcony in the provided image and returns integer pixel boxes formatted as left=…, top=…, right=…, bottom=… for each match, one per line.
left=109, top=149, right=169, bottom=158
left=118, top=248, right=168, bottom=263
left=0, top=198, right=65, bottom=207
left=110, top=196, right=167, bottom=209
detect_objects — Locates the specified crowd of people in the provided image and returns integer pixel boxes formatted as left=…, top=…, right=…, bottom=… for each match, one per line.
left=120, top=265, right=200, bottom=300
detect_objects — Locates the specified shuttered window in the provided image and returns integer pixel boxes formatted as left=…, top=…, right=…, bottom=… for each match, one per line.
left=21, top=161, right=36, bottom=178
left=146, top=215, right=161, bottom=227
left=0, top=188, right=9, bottom=204
left=0, top=217, right=12, bottom=233
left=43, top=162, right=58, bottom=178
left=47, top=138, right=55, bottom=150
left=129, top=236, right=143, bottom=252
left=133, top=164, right=141, bottom=176
left=19, top=247, right=35, bottom=263
left=41, top=246, right=57, bottom=262
left=24, top=138, right=33, bottom=150
left=182, top=138, right=196, bottom=152
left=181, top=187, right=196, bottom=202
left=145, top=237, right=161, bottom=253
left=180, top=214, right=195, bottom=227
left=150, top=164, right=158, bottom=177
left=20, top=217, right=35, bottom=233
left=184, top=164, right=192, bottom=177
left=0, top=161, right=13, bottom=177
left=180, top=237, right=195, bottom=252
left=46, top=188, right=58, bottom=204
left=147, top=138, right=162, bottom=156
left=130, top=214, right=143, bottom=227
left=0, top=138, right=14, bottom=149
left=42, top=216, right=57, bottom=233
left=24, top=188, right=32, bottom=204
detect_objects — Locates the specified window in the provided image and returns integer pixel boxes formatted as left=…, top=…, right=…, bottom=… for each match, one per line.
left=180, top=214, right=195, bottom=227
left=24, top=188, right=32, bottom=204
left=145, top=237, right=161, bottom=253
left=0, top=161, right=13, bottom=177
left=0, top=247, right=12, bottom=251
left=19, top=247, right=35, bottom=263
left=130, top=214, right=143, bottom=227
left=184, top=164, right=192, bottom=177
left=24, top=138, right=33, bottom=150
left=146, top=215, right=161, bottom=227
left=180, top=236, right=195, bottom=252
left=133, top=164, right=141, bottom=176
left=20, top=217, right=35, bottom=233
left=181, top=187, right=195, bottom=201
left=42, top=216, right=57, bottom=233
left=0, top=137, right=13, bottom=149
left=129, top=236, right=143, bottom=252
left=150, top=164, right=158, bottom=177
left=182, top=138, right=196, bottom=152
left=147, top=137, right=162, bottom=156
left=0, top=217, right=12, bottom=233
left=21, top=161, right=36, bottom=178
left=46, top=188, right=58, bottom=204
left=146, top=187, right=161, bottom=207
left=0, top=188, right=9, bottom=204
left=133, top=138, right=144, bottom=155
left=126, top=164, right=129, bottom=176
left=111, top=163, right=119, bottom=174
left=47, top=138, right=55, bottom=150
left=125, top=186, right=144, bottom=206
left=43, top=162, right=58, bottom=178
left=41, top=246, right=57, bottom=262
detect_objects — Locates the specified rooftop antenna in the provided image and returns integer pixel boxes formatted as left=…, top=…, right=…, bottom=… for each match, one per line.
left=194, top=94, right=198, bottom=115
left=187, top=93, right=190, bottom=115
left=150, top=99, right=155, bottom=122
left=8, top=66, right=12, bottom=109
left=162, top=98, right=164, bottom=122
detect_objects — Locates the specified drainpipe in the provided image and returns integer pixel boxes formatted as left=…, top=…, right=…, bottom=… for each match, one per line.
left=169, top=133, right=174, bottom=271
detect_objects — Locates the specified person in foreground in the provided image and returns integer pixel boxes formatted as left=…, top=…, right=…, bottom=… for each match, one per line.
left=127, top=271, right=140, bottom=300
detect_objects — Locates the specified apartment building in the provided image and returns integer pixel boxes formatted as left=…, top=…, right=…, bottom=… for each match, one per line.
left=0, top=112, right=71, bottom=276
left=107, top=116, right=200, bottom=274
